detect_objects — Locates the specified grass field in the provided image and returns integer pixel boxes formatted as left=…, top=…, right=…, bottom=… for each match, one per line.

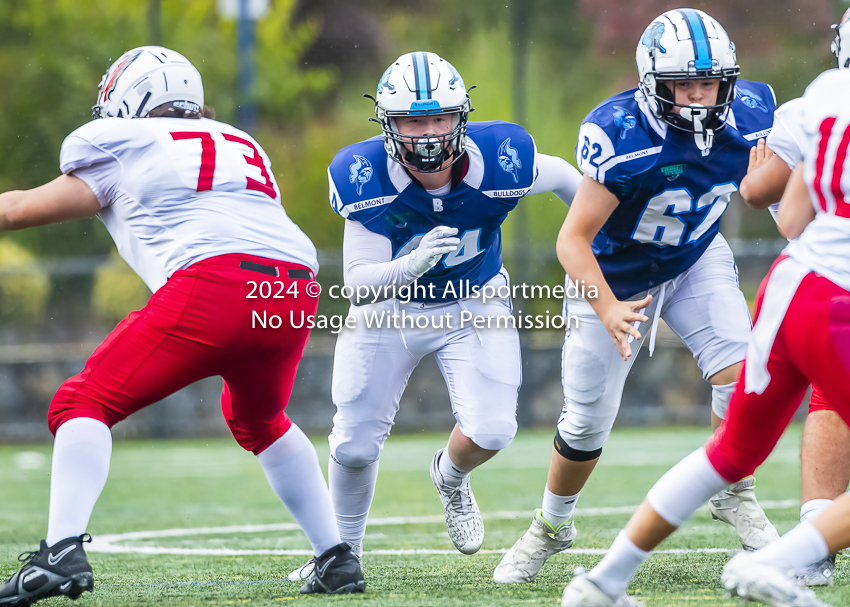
left=2, top=425, right=847, bottom=606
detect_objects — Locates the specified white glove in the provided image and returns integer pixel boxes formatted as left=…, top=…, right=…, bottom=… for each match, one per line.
left=406, top=226, right=460, bottom=277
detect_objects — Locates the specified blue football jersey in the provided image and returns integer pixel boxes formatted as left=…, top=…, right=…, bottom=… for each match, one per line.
left=328, top=121, right=537, bottom=302
left=575, top=82, right=775, bottom=299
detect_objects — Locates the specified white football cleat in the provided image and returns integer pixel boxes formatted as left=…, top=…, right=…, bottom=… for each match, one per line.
left=288, top=543, right=361, bottom=582
left=797, top=554, right=835, bottom=587
left=722, top=552, right=833, bottom=607
left=494, top=509, right=577, bottom=583
left=709, top=477, right=780, bottom=551
left=561, top=567, right=643, bottom=607
left=429, top=449, right=484, bottom=555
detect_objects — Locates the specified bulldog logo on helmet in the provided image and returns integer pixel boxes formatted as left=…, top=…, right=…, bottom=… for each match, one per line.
left=641, top=22, right=667, bottom=54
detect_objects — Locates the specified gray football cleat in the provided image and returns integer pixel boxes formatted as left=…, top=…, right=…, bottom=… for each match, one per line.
left=797, top=554, right=835, bottom=587
left=494, top=509, right=577, bottom=583
left=430, top=449, right=484, bottom=555
left=709, top=477, right=780, bottom=551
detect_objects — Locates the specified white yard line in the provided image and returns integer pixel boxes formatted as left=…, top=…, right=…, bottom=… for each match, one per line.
left=88, top=499, right=800, bottom=556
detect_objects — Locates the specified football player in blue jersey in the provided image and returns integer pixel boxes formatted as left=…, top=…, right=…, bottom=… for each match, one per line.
left=495, top=9, right=780, bottom=594
left=289, top=51, right=582, bottom=581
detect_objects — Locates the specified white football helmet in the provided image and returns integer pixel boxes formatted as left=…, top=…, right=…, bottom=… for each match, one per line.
left=832, top=7, right=850, bottom=69
left=92, top=46, right=204, bottom=119
left=373, top=51, right=471, bottom=172
left=636, top=8, right=739, bottom=151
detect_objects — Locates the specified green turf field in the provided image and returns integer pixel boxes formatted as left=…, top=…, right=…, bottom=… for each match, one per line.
left=1, top=425, right=847, bottom=606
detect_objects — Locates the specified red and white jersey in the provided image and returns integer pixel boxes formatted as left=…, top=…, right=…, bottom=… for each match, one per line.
left=766, top=97, right=806, bottom=223
left=785, top=68, right=850, bottom=292
left=60, top=117, right=318, bottom=292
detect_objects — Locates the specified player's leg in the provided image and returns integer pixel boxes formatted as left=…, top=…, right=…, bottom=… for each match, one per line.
left=219, top=286, right=339, bottom=553
left=220, top=284, right=364, bottom=595
left=326, top=300, right=425, bottom=556
left=721, top=495, right=848, bottom=607
left=561, top=356, right=810, bottom=607
left=661, top=234, right=778, bottom=551
left=721, top=273, right=850, bottom=604
left=4, top=269, right=226, bottom=605
left=796, top=388, right=850, bottom=585
left=494, top=290, right=650, bottom=583
left=432, top=288, right=522, bottom=555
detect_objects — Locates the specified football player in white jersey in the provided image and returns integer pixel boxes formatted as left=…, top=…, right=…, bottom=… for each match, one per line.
left=289, top=51, right=582, bottom=581
left=734, top=9, right=850, bottom=587
left=0, top=47, right=364, bottom=604
left=562, top=66, right=850, bottom=607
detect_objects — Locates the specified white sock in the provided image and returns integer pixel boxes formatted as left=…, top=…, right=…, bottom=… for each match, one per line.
left=587, top=530, right=650, bottom=598
left=647, top=448, right=729, bottom=527
left=328, top=456, right=380, bottom=550
left=257, top=424, right=340, bottom=556
left=751, top=522, right=829, bottom=571
left=437, top=449, right=470, bottom=489
left=801, top=499, right=833, bottom=523
left=46, top=418, right=112, bottom=547
left=541, top=486, right=580, bottom=530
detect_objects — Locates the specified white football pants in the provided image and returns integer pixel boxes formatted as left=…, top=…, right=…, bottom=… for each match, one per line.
left=330, top=268, right=522, bottom=467
left=558, top=234, right=751, bottom=452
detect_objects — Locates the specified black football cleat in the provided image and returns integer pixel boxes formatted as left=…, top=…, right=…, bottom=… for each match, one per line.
left=0, top=535, right=94, bottom=605
left=299, top=542, right=365, bottom=595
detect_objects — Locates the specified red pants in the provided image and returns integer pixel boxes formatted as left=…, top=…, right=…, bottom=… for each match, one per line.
left=48, top=254, right=319, bottom=454
left=809, top=384, right=831, bottom=412
left=706, top=257, right=850, bottom=483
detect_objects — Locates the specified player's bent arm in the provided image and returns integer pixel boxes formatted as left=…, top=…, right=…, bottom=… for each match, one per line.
left=343, top=219, right=417, bottom=305
left=527, top=154, right=582, bottom=205
left=556, top=176, right=650, bottom=360
left=777, top=164, right=816, bottom=240
left=0, top=175, right=101, bottom=231
left=343, top=220, right=459, bottom=305
left=739, top=153, right=792, bottom=210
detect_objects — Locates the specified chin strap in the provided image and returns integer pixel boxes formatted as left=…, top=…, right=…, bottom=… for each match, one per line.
left=679, top=103, right=714, bottom=155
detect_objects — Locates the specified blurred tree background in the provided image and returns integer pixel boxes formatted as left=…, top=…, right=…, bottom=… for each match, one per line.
left=0, top=0, right=844, bottom=322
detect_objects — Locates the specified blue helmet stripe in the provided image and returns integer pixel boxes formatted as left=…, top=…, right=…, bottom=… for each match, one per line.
left=679, top=9, right=713, bottom=70
left=413, top=52, right=430, bottom=100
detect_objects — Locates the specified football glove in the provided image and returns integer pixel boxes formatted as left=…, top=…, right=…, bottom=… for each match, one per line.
left=406, top=226, right=459, bottom=277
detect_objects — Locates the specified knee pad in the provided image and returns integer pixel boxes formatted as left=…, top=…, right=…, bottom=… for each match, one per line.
left=554, top=429, right=602, bottom=462
left=331, top=440, right=382, bottom=469
left=711, top=382, right=736, bottom=420
left=466, top=419, right=517, bottom=451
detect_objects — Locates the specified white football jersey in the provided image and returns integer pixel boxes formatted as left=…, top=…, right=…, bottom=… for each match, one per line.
left=766, top=97, right=806, bottom=222
left=60, top=117, right=318, bottom=292
left=785, top=68, right=850, bottom=291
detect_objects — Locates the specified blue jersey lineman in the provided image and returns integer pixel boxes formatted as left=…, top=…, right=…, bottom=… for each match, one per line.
left=290, top=51, right=581, bottom=582
left=495, top=9, right=781, bottom=590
